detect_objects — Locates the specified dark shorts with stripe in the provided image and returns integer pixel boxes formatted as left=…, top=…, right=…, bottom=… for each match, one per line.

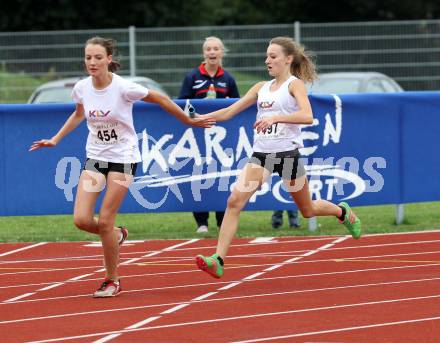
left=83, top=158, right=138, bottom=176
left=249, top=149, right=306, bottom=180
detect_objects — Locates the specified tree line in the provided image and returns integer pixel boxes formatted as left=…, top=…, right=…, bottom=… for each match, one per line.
left=2, top=0, right=440, bottom=32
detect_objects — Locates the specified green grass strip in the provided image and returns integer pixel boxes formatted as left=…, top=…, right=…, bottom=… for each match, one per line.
left=0, top=202, right=439, bottom=243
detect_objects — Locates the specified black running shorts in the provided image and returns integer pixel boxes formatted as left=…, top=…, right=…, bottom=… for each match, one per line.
left=249, top=149, right=306, bottom=180
left=83, top=158, right=138, bottom=176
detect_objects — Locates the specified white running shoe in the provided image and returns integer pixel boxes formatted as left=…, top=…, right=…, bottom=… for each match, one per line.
left=196, top=225, right=209, bottom=233
left=93, top=279, right=121, bottom=298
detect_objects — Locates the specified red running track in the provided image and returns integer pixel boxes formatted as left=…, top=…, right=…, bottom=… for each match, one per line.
left=1, top=231, right=440, bottom=342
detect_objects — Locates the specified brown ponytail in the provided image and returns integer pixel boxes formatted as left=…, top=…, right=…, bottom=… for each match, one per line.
left=269, top=37, right=317, bottom=83
left=85, top=36, right=121, bottom=72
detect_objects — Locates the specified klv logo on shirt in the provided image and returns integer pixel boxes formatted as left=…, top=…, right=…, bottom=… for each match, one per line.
left=258, top=101, right=275, bottom=109
left=89, top=110, right=111, bottom=118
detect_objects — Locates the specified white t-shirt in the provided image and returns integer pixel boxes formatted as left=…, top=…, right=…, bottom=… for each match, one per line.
left=71, top=73, right=148, bottom=163
left=253, top=75, right=304, bottom=153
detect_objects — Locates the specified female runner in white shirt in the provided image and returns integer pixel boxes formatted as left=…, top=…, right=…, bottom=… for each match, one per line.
left=195, top=36, right=361, bottom=279
left=30, top=36, right=215, bottom=297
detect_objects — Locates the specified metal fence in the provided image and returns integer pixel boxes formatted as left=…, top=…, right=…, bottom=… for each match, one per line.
left=1, top=20, right=440, bottom=103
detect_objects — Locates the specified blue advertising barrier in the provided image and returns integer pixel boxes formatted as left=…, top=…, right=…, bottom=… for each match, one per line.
left=0, top=92, right=439, bottom=216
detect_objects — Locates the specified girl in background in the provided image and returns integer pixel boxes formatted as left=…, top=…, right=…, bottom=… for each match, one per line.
left=179, top=36, right=240, bottom=234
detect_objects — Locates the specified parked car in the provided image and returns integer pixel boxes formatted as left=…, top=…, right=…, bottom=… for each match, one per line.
left=28, top=76, right=168, bottom=104
left=307, top=72, right=403, bottom=94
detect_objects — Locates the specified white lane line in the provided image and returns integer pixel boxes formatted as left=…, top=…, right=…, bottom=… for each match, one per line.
left=92, top=334, right=121, bottom=343
left=3, top=239, right=201, bottom=304
left=96, top=236, right=351, bottom=342
left=0, top=244, right=204, bottom=268
left=120, top=239, right=200, bottom=266
left=317, top=243, right=334, bottom=250
left=93, top=312, right=161, bottom=343
left=244, top=272, right=265, bottom=280
left=6, top=246, right=440, bottom=289
left=0, top=234, right=440, bottom=342
left=121, top=251, right=175, bottom=265
left=4, top=293, right=35, bottom=302
left=99, top=239, right=199, bottom=271
left=0, top=236, right=347, bottom=308
left=125, top=316, right=161, bottom=329
left=148, top=231, right=440, bottom=253
left=4, top=236, right=440, bottom=270
left=0, top=238, right=320, bottom=265
left=192, top=292, right=217, bottom=301
left=5, top=272, right=98, bottom=303
left=368, top=230, right=440, bottom=237
left=0, top=242, right=46, bottom=257
left=125, top=238, right=336, bottom=338
left=232, top=316, right=440, bottom=342
left=218, top=236, right=348, bottom=299
left=264, top=264, right=282, bottom=272
left=164, top=239, right=200, bottom=251
left=5, top=245, right=439, bottom=305
left=37, top=283, right=64, bottom=291
left=218, top=282, right=240, bottom=291
left=69, top=273, right=94, bottom=281
left=4, top=280, right=440, bottom=326
left=263, top=236, right=348, bottom=272
left=0, top=266, right=100, bottom=276
left=84, top=240, right=144, bottom=248
left=92, top=239, right=200, bottom=343
left=332, top=236, right=350, bottom=244
left=160, top=303, right=190, bottom=314
left=26, top=303, right=440, bottom=343
left=2, top=235, right=436, bottom=334
left=6, top=261, right=440, bottom=306
left=0, top=250, right=164, bottom=265
left=250, top=237, right=277, bottom=244
left=3, top=232, right=440, bottom=266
